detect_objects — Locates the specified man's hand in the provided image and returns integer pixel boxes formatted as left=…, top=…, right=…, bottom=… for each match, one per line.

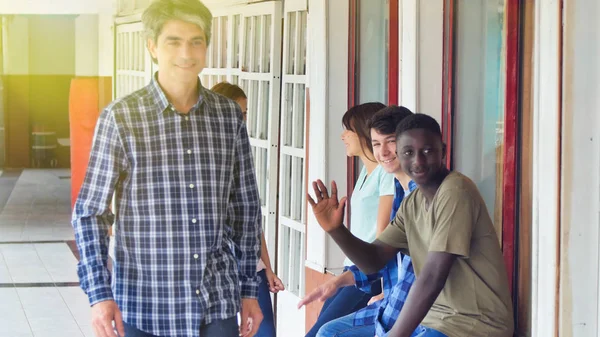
left=307, top=180, right=347, bottom=233
left=368, top=293, right=385, bottom=306
left=91, top=300, right=125, bottom=337
left=297, top=277, right=339, bottom=309
left=265, top=269, right=285, bottom=293
left=240, top=298, right=263, bottom=337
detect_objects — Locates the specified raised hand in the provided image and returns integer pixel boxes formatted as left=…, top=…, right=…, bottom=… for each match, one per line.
left=306, top=180, right=347, bottom=233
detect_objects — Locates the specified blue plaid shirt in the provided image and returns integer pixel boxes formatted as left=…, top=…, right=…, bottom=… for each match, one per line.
left=349, top=179, right=417, bottom=337
left=72, top=75, right=262, bottom=336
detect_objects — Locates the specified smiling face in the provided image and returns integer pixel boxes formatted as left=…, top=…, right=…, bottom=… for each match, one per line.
left=147, top=20, right=207, bottom=84
left=396, top=128, right=446, bottom=186
left=371, top=129, right=401, bottom=174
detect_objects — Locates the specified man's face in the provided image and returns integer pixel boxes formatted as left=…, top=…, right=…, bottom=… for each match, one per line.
left=370, top=129, right=401, bottom=174
left=147, top=20, right=207, bottom=83
left=396, top=129, right=446, bottom=185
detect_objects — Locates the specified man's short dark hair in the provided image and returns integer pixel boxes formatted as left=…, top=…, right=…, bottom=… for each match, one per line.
left=395, top=113, right=442, bottom=139
left=368, top=105, right=413, bottom=136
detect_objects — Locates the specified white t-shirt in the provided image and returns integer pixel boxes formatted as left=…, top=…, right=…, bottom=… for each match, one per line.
left=344, top=165, right=395, bottom=266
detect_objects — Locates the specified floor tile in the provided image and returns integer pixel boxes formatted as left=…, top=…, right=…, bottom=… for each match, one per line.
left=0, top=289, right=32, bottom=336
left=0, top=252, right=13, bottom=283
left=59, top=287, right=92, bottom=327
left=35, top=244, right=78, bottom=283
left=17, top=288, right=70, bottom=316
left=27, top=315, right=81, bottom=334
left=1, top=245, right=52, bottom=283
left=78, top=325, right=95, bottom=337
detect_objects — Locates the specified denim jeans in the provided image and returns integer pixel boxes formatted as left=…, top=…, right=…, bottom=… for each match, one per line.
left=316, top=313, right=448, bottom=337
left=316, top=313, right=374, bottom=337
left=305, top=274, right=382, bottom=337
left=256, top=269, right=276, bottom=337
left=123, top=317, right=238, bottom=337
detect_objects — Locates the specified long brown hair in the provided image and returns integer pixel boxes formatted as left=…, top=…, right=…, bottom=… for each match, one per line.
left=342, top=102, right=386, bottom=162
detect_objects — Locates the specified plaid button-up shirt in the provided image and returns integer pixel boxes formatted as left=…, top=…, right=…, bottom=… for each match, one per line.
left=72, top=75, right=262, bottom=337
left=349, top=179, right=417, bottom=337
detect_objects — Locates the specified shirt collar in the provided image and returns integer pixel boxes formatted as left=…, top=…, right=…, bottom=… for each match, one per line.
left=149, top=72, right=206, bottom=115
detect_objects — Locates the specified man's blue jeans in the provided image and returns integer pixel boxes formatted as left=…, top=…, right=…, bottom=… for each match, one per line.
left=316, top=312, right=449, bottom=337
left=123, top=317, right=238, bottom=337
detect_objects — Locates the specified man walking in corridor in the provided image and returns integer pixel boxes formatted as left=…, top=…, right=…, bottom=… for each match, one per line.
left=72, top=1, right=263, bottom=336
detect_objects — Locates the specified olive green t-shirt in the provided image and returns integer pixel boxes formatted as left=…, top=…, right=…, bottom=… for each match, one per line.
left=378, top=171, right=514, bottom=337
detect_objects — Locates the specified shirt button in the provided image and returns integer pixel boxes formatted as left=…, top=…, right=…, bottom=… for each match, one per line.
left=187, top=149, right=192, bottom=154
left=189, top=184, right=195, bottom=189
left=195, top=289, right=200, bottom=295
left=192, top=219, right=197, bottom=223
left=185, top=116, right=189, bottom=121
left=193, top=254, right=199, bottom=259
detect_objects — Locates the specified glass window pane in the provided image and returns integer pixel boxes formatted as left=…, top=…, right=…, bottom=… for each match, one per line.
left=453, top=0, right=507, bottom=242
left=358, top=0, right=389, bottom=104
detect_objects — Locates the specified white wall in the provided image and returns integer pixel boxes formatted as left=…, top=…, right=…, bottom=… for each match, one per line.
left=75, top=15, right=99, bottom=76
left=98, top=14, right=115, bottom=77
left=4, top=16, right=76, bottom=76
left=4, top=16, right=29, bottom=75
left=28, top=16, right=76, bottom=75
left=558, top=0, right=600, bottom=336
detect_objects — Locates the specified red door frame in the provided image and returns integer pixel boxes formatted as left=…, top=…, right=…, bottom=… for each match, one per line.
left=441, top=0, right=521, bottom=295
left=347, top=0, right=399, bottom=226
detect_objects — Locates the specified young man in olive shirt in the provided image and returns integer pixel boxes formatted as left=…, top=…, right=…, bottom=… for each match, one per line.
left=307, top=113, right=513, bottom=337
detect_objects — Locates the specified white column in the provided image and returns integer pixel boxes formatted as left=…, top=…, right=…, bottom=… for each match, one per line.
left=531, top=1, right=561, bottom=336
left=305, top=0, right=349, bottom=272
left=305, top=0, right=328, bottom=272
left=399, top=0, right=418, bottom=112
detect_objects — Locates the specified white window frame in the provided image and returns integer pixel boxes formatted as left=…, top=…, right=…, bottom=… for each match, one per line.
left=204, top=1, right=283, bottom=260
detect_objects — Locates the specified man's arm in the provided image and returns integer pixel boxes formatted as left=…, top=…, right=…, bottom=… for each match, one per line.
left=307, top=179, right=401, bottom=274
left=229, top=119, right=262, bottom=299
left=388, top=252, right=456, bottom=337
left=72, top=109, right=127, bottom=305
left=347, top=261, right=390, bottom=293
left=329, top=227, right=399, bottom=274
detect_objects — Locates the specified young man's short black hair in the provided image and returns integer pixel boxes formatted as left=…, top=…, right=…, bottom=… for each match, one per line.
left=395, top=113, right=442, bottom=140
left=367, top=105, right=413, bottom=136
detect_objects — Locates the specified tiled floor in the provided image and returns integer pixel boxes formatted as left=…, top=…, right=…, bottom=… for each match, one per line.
left=0, top=169, right=94, bottom=337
